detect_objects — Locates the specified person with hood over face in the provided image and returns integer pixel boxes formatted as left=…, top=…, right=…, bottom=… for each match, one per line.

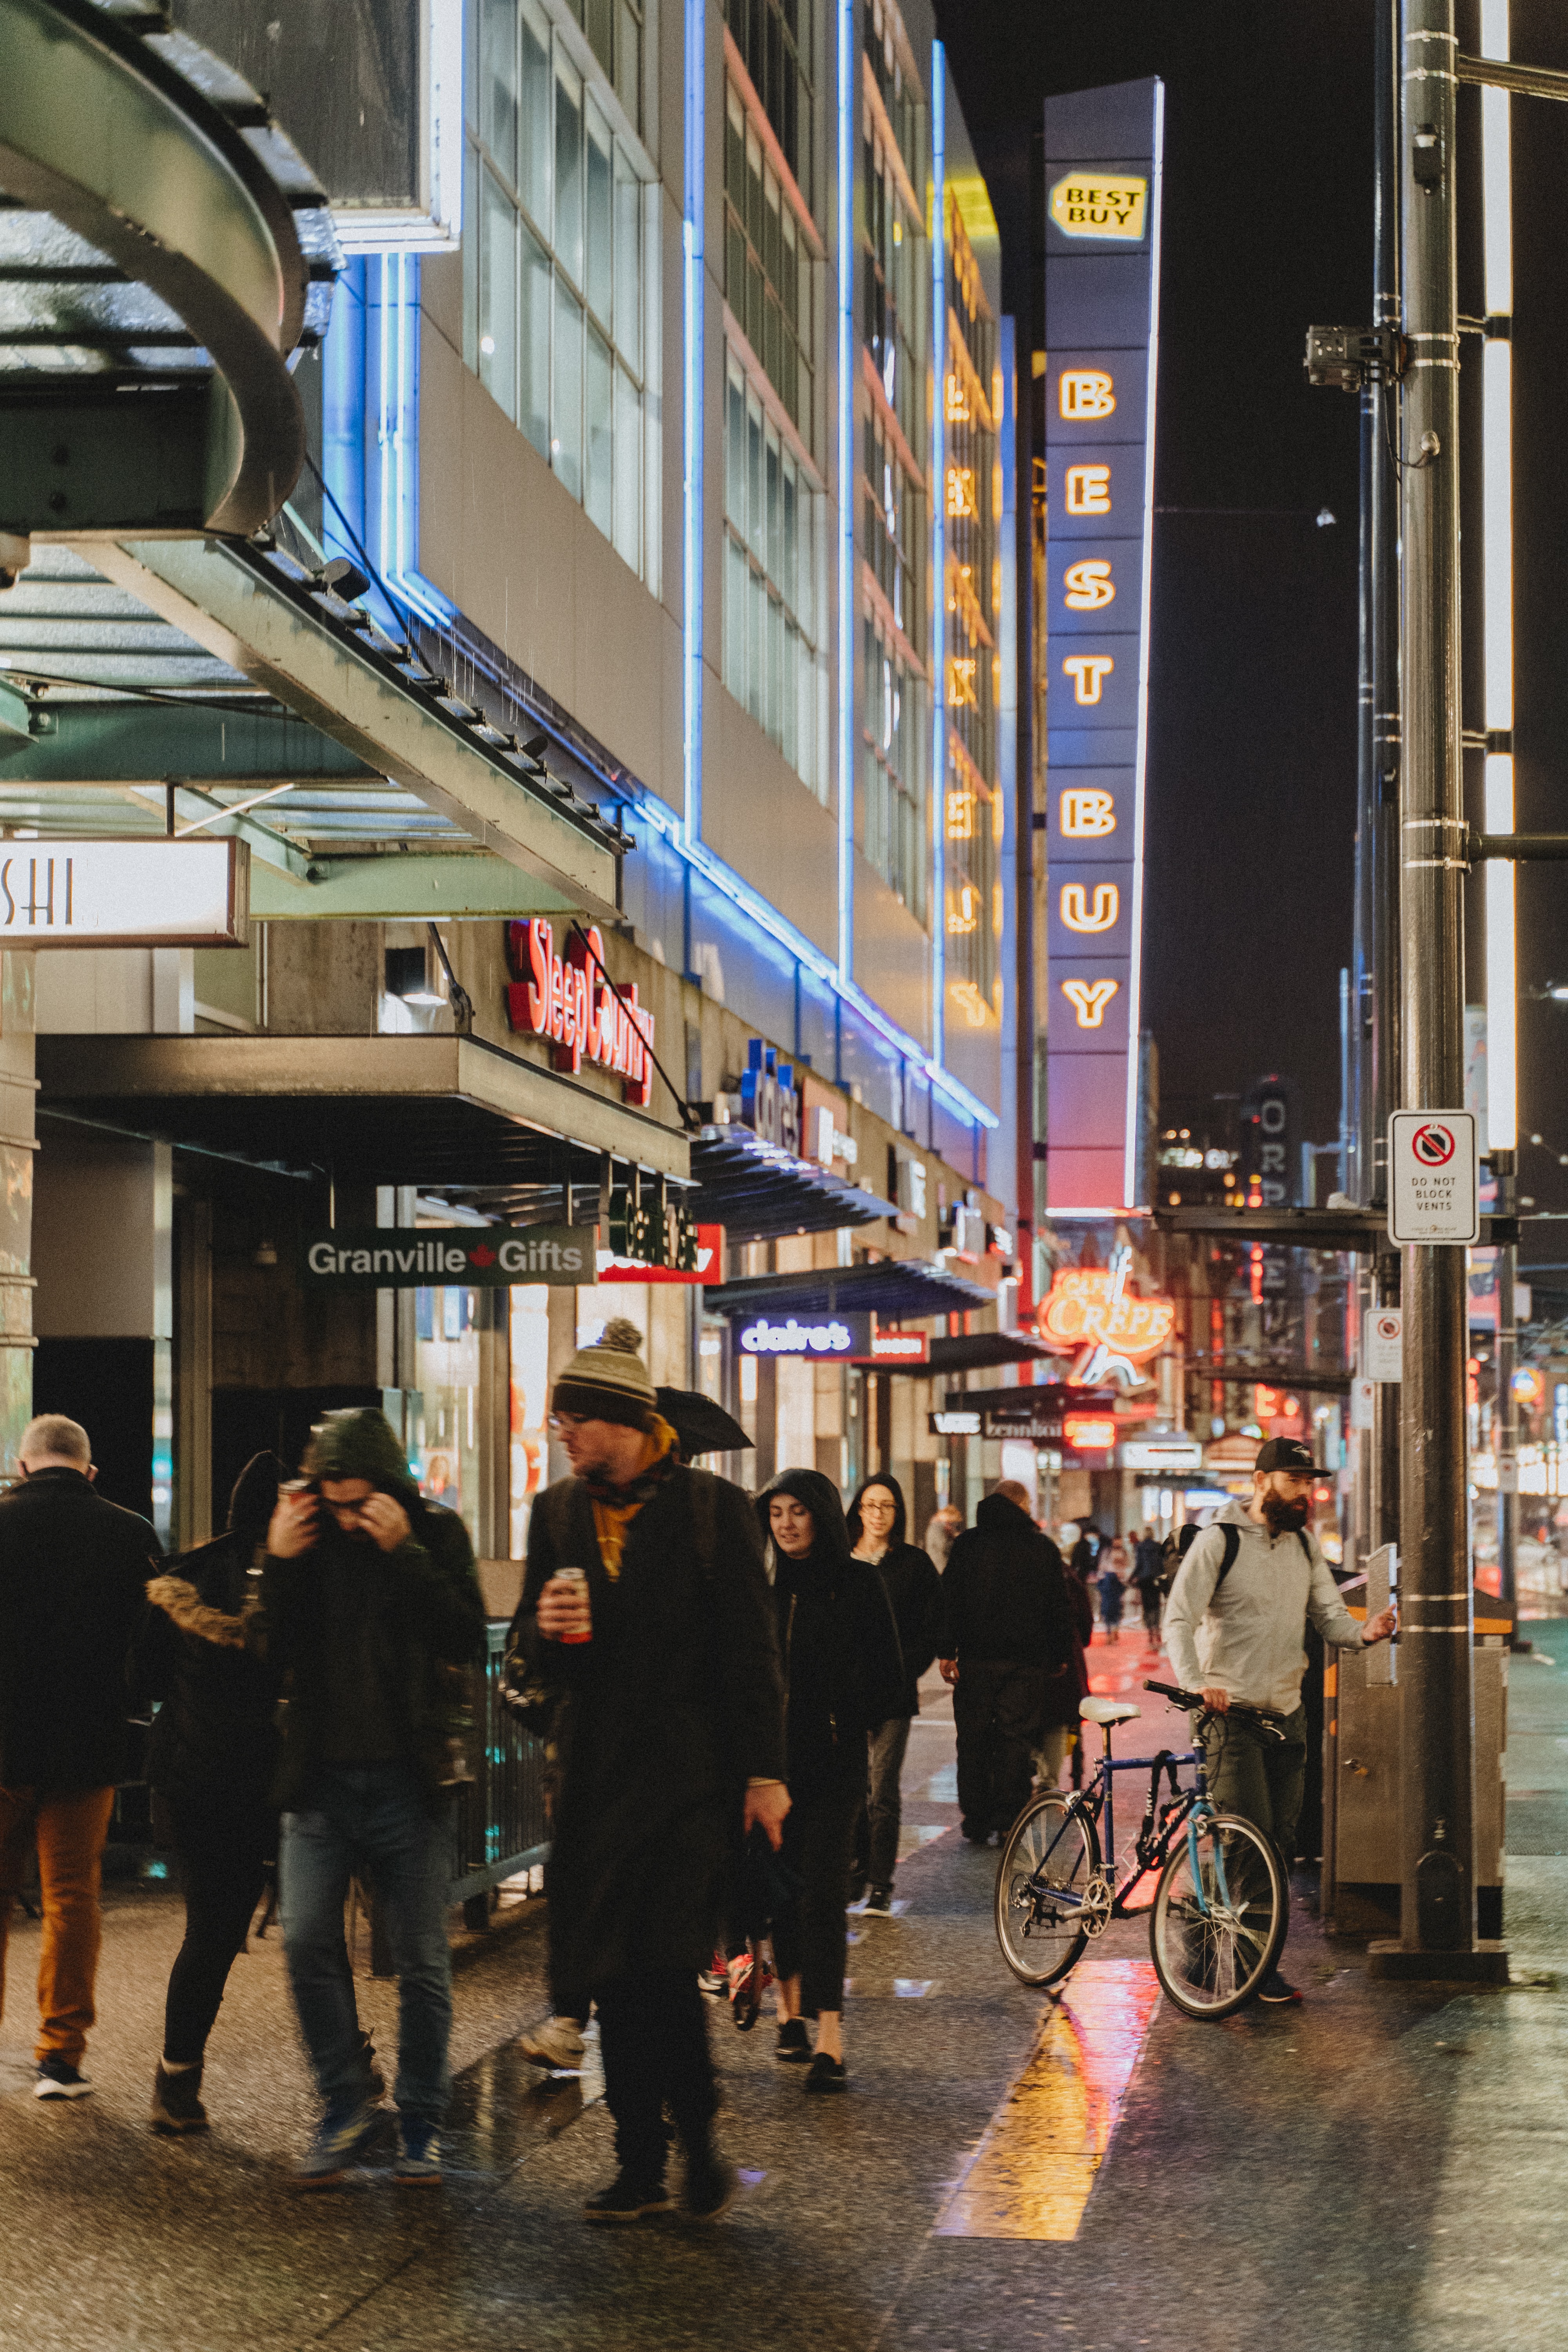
left=758, top=1468, right=906, bottom=2094
left=844, top=1474, right=941, bottom=1913
left=261, top=1407, right=485, bottom=2187
left=938, top=1481, right=1076, bottom=1842
left=136, top=1452, right=283, bottom=2136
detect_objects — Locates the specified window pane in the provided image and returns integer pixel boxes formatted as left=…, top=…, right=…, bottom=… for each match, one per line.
left=552, top=277, right=583, bottom=498
left=782, top=620, right=798, bottom=769
left=613, top=365, right=641, bottom=569
left=726, top=88, right=745, bottom=206
left=585, top=325, right=613, bottom=535
left=519, top=222, right=551, bottom=456
left=586, top=102, right=613, bottom=330
left=520, top=0, right=552, bottom=232
left=747, top=561, right=764, bottom=722
left=555, top=53, right=583, bottom=288
left=746, top=394, right=763, bottom=560
left=480, top=0, right=517, bottom=182
left=479, top=169, right=517, bottom=420
left=463, top=138, right=479, bottom=369
left=617, top=0, right=641, bottom=132
left=726, top=363, right=745, bottom=530
left=765, top=421, right=780, bottom=586
left=767, top=590, right=783, bottom=742
left=614, top=145, right=641, bottom=376
left=726, top=531, right=747, bottom=702
left=586, top=0, right=613, bottom=80
left=781, top=456, right=797, bottom=619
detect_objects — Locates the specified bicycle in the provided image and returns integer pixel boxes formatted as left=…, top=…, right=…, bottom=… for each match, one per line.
left=993, top=1679, right=1290, bottom=2020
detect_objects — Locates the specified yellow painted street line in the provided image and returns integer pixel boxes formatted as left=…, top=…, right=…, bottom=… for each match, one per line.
left=932, top=1960, right=1162, bottom=2241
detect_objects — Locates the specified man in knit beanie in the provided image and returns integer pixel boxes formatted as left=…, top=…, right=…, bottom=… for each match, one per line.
left=508, top=1319, right=788, bottom=2225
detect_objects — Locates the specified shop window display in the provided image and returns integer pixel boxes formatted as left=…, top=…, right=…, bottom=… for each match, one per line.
left=509, top=1283, right=551, bottom=1555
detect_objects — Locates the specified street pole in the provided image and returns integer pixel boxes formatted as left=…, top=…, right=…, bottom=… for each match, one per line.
left=1371, top=0, right=1403, bottom=1562
left=1495, top=1151, right=1519, bottom=1625
left=1377, top=0, right=1486, bottom=1971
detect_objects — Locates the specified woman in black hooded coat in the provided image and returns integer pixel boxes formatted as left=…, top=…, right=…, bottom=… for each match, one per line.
left=845, top=1473, right=941, bottom=1911
left=756, top=1468, right=905, bottom=2094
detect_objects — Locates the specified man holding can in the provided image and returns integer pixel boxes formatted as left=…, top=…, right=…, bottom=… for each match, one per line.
left=510, top=1319, right=787, bottom=2225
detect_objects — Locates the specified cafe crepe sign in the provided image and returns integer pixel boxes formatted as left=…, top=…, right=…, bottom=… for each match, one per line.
left=505, top=920, right=655, bottom=1104
left=1038, top=1267, right=1174, bottom=1387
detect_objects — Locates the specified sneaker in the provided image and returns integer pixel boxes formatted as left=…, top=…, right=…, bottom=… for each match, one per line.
left=34, top=2056, right=92, bottom=2101
left=517, top=2015, right=586, bottom=2072
left=1258, top=1970, right=1303, bottom=2005
left=291, top=2100, right=381, bottom=2188
left=697, top=1965, right=726, bottom=1997
left=862, top=1885, right=894, bottom=1915
left=393, top=2120, right=443, bottom=2185
left=583, top=2170, right=674, bottom=2223
left=682, top=2145, right=738, bottom=2222
left=775, top=2018, right=811, bottom=2065
left=804, top=2052, right=847, bottom=2094
left=150, top=2061, right=209, bottom=2134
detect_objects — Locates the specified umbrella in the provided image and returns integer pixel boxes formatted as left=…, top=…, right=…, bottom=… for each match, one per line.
left=655, top=1387, right=752, bottom=1460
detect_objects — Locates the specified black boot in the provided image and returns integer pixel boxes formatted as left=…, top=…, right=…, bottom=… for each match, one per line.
left=151, top=2060, right=209, bottom=2134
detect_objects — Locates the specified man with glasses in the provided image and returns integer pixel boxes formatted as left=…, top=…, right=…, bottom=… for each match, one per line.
left=262, top=1407, right=484, bottom=2185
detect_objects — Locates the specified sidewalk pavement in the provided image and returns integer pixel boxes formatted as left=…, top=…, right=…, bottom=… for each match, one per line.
left=0, top=1628, right=1564, bottom=2350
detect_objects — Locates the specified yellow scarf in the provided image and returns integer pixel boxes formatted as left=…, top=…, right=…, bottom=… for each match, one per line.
left=588, top=1414, right=679, bottom=1578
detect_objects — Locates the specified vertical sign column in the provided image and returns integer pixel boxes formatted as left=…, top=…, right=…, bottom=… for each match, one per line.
left=1042, top=79, right=1163, bottom=1214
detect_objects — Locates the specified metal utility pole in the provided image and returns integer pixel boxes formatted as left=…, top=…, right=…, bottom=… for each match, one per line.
left=1378, top=0, right=1483, bottom=1970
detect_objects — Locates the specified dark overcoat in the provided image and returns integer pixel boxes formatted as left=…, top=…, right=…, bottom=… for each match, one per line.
left=512, top=1464, right=785, bottom=1992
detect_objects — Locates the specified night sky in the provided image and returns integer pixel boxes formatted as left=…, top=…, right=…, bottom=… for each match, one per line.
left=938, top=0, right=1568, bottom=1262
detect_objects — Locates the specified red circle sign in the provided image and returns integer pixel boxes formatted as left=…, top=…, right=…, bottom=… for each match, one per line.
left=1411, top=1122, right=1456, bottom=1167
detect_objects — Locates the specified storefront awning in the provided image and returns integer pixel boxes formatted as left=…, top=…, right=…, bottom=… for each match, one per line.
left=37, top=1031, right=689, bottom=1190
left=686, top=1123, right=898, bottom=1243
left=704, top=1256, right=996, bottom=1323
left=918, top=1331, right=1057, bottom=1378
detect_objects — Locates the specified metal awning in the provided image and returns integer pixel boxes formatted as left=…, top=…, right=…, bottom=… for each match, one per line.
left=917, top=1331, right=1057, bottom=1377
left=705, top=1257, right=996, bottom=1323
left=37, top=1031, right=690, bottom=1189
left=687, top=1123, right=898, bottom=1243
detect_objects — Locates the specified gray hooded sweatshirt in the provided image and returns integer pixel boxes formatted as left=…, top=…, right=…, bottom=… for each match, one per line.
left=1163, top=1500, right=1365, bottom=1715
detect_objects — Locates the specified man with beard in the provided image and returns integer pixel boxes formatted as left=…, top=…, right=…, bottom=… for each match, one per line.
left=1163, top=1438, right=1395, bottom=2004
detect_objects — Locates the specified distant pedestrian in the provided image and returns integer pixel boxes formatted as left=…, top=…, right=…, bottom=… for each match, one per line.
left=923, top=1503, right=964, bottom=1572
left=1096, top=1550, right=1126, bottom=1643
left=760, top=1470, right=905, bottom=2096
left=0, top=1415, right=161, bottom=2101
left=845, top=1475, right=942, bottom=1913
left=263, top=1408, right=485, bottom=2187
left=137, top=1453, right=283, bottom=2135
left=1069, top=1522, right=1102, bottom=1584
left=1131, top=1526, right=1166, bottom=1642
left=939, top=1481, right=1076, bottom=1840
left=514, top=1323, right=787, bottom=2221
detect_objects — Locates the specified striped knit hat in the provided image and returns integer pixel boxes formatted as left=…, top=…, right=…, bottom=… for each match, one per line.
left=551, top=1317, right=657, bottom=1428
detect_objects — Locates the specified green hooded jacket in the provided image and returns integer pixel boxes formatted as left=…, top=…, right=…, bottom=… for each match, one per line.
left=260, top=1408, right=486, bottom=1813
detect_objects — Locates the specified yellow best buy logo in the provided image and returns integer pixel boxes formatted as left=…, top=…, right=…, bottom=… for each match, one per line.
left=1049, top=172, right=1148, bottom=241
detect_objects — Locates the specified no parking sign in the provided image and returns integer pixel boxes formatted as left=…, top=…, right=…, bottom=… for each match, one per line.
left=1387, top=1110, right=1479, bottom=1244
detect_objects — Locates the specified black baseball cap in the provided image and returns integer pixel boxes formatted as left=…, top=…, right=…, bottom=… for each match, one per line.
left=1255, top=1437, right=1316, bottom=1475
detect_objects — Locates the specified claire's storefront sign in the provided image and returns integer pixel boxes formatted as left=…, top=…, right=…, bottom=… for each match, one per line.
left=303, top=1226, right=596, bottom=1288
left=504, top=920, right=655, bottom=1105
left=734, top=1312, right=873, bottom=1358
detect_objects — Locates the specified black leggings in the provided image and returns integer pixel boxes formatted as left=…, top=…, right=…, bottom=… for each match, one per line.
left=162, top=1803, right=274, bottom=2067
left=773, top=1764, right=863, bottom=2016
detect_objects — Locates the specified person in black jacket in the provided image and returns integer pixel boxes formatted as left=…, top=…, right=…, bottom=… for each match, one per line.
left=136, top=1452, right=281, bottom=2136
left=512, top=1323, right=787, bottom=2224
left=759, top=1468, right=905, bottom=2095
left=261, top=1407, right=485, bottom=2189
left=845, top=1474, right=941, bottom=1913
left=938, top=1481, right=1076, bottom=1842
left=0, top=1414, right=161, bottom=2100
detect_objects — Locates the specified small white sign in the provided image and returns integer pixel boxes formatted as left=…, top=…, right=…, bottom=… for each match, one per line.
left=1365, top=1307, right=1403, bottom=1383
left=1350, top=1376, right=1376, bottom=1431
left=1121, top=1437, right=1205, bottom=1471
left=1388, top=1109, right=1479, bottom=1245
left=0, top=838, right=249, bottom=947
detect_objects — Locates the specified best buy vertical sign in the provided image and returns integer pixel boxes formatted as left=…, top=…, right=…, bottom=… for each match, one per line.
left=1042, top=78, right=1164, bottom=1214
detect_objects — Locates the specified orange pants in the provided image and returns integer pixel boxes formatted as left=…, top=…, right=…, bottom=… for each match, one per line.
left=0, top=1785, right=116, bottom=2064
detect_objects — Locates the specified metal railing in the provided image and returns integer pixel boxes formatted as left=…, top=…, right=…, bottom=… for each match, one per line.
left=448, top=1623, right=550, bottom=1926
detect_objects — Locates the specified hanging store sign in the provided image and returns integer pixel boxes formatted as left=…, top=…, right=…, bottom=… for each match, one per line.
left=849, top=1329, right=930, bottom=1366
left=505, top=920, right=655, bottom=1106
left=0, top=838, right=249, bottom=947
left=1042, top=77, right=1163, bottom=1214
left=735, top=1312, right=873, bottom=1359
left=303, top=1225, right=596, bottom=1287
left=1120, top=1436, right=1204, bottom=1471
left=599, top=1223, right=724, bottom=1284
left=1388, top=1110, right=1479, bottom=1245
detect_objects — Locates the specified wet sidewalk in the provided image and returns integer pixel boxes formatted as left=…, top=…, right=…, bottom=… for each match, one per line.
left=2, top=1630, right=1566, bottom=2351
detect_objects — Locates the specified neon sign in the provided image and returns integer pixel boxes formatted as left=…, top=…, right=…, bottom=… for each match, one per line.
left=1038, top=1269, right=1175, bottom=1363
left=1065, top=464, right=1112, bottom=515
left=505, top=920, right=655, bottom=1105
left=1060, top=788, right=1117, bottom=839
left=1060, top=882, right=1119, bottom=934
left=1049, top=173, right=1149, bottom=242
left=1059, top=369, right=1116, bottom=419
left=1063, top=559, right=1116, bottom=611
left=1063, top=653, right=1114, bottom=705
left=1061, top=978, right=1119, bottom=1029
left=1063, top=1413, right=1118, bottom=1452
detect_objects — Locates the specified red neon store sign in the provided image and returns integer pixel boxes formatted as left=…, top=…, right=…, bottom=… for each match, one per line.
left=505, top=921, right=655, bottom=1105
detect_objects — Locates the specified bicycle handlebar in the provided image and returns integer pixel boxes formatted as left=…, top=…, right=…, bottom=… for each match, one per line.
left=1143, top=1679, right=1287, bottom=1737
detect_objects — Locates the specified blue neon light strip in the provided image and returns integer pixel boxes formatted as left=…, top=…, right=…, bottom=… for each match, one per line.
left=377, top=255, right=458, bottom=629
left=1121, top=84, right=1164, bottom=1207
left=683, top=0, right=705, bottom=844
left=929, top=47, right=947, bottom=1067
left=836, top=0, right=855, bottom=983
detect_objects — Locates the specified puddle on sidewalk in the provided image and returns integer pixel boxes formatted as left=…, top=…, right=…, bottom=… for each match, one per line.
left=933, top=1959, right=1161, bottom=2241
left=444, top=2034, right=603, bottom=2174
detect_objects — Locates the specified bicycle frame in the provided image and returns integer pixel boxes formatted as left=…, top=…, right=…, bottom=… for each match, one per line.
left=1033, top=1735, right=1203, bottom=1924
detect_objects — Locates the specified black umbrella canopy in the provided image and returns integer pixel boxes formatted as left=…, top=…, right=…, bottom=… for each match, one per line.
left=656, top=1388, right=752, bottom=1461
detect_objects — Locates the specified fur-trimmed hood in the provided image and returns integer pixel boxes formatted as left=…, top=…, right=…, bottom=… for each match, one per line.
left=145, top=1573, right=254, bottom=1653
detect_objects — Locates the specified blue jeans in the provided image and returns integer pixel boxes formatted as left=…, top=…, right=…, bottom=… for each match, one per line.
left=280, top=1766, right=453, bottom=2125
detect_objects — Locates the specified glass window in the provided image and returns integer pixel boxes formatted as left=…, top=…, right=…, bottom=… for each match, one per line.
left=554, top=53, right=583, bottom=289
left=481, top=0, right=518, bottom=183
left=519, top=221, right=551, bottom=456
left=724, top=80, right=813, bottom=441
left=509, top=1285, right=550, bottom=1557
left=415, top=1288, right=481, bottom=1547
left=615, top=0, right=641, bottom=128
left=552, top=276, right=583, bottom=497
left=520, top=0, right=552, bottom=231
left=613, top=364, right=641, bottom=571
left=586, top=100, right=613, bottom=329
left=723, top=347, right=822, bottom=796
left=613, top=145, right=641, bottom=375
left=724, top=0, right=813, bottom=201
left=585, top=323, right=613, bottom=534
left=479, top=169, right=517, bottom=420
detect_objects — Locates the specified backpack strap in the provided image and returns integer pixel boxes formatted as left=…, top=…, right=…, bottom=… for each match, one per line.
left=1213, top=1522, right=1242, bottom=1594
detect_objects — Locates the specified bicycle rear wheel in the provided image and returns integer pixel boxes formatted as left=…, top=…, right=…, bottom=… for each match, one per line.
left=995, top=1791, right=1099, bottom=1987
left=1149, top=1811, right=1287, bottom=2020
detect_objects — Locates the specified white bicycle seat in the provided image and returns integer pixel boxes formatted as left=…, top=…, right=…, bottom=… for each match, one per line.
left=1080, top=1698, right=1141, bottom=1726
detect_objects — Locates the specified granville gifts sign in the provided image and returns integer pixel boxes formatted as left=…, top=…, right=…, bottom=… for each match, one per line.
left=303, top=1226, right=596, bottom=1287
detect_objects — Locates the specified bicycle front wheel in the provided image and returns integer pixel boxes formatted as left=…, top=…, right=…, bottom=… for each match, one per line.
left=995, top=1791, right=1099, bottom=1987
left=1150, top=1811, right=1287, bottom=2020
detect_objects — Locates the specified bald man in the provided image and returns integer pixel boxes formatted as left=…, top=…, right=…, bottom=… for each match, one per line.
left=0, top=1415, right=161, bottom=2097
